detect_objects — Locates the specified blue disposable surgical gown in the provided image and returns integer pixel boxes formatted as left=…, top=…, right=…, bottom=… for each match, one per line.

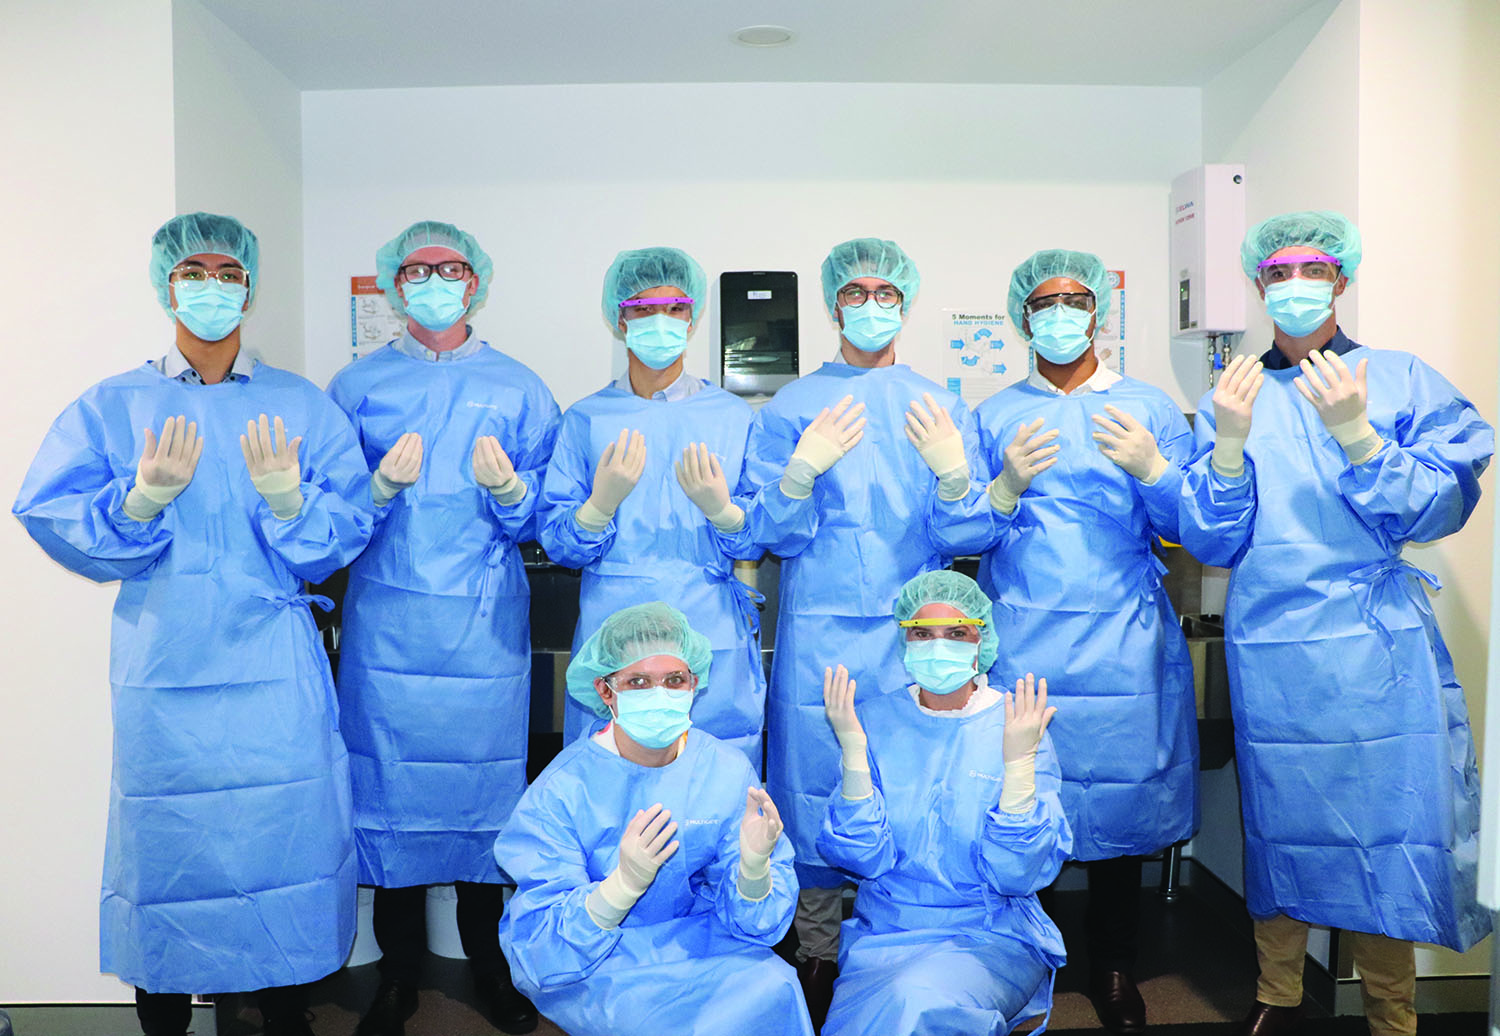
left=13, top=360, right=374, bottom=993
left=817, top=685, right=1072, bottom=1036
left=538, top=381, right=766, bottom=763
left=741, top=362, right=985, bottom=886
left=1178, top=337, right=1492, bottom=951
left=494, top=729, right=812, bottom=1036
left=929, top=374, right=1200, bottom=859
left=327, top=341, right=561, bottom=887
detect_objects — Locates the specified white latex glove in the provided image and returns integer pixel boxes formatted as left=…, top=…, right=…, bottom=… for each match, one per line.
left=122, top=416, right=204, bottom=521
left=737, top=787, right=784, bottom=901
left=585, top=803, right=679, bottom=930
left=372, top=432, right=422, bottom=506
left=999, top=673, right=1057, bottom=814
left=240, top=414, right=304, bottom=520
left=823, top=664, right=872, bottom=800
left=905, top=392, right=970, bottom=501
left=1091, top=405, right=1168, bottom=484
left=1210, top=356, right=1265, bottom=477
left=988, top=418, right=1060, bottom=514
left=675, top=443, right=744, bottom=532
left=473, top=435, right=527, bottom=505
left=577, top=429, right=646, bottom=531
left=1294, top=350, right=1382, bottom=463
left=781, top=396, right=867, bottom=500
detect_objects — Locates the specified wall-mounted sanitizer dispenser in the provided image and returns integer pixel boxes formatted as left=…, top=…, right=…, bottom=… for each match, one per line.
left=1170, top=164, right=1247, bottom=336
left=1170, top=164, right=1247, bottom=396
left=719, top=271, right=798, bottom=398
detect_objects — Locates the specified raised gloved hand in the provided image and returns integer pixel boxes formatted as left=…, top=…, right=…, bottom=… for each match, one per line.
left=737, top=787, right=785, bottom=901
left=1091, top=405, right=1168, bottom=484
left=1294, top=350, right=1382, bottom=464
left=240, top=414, right=303, bottom=520
left=122, top=415, right=204, bottom=521
left=585, top=803, right=679, bottom=929
left=577, top=429, right=646, bottom=532
left=1210, top=355, right=1264, bottom=477
left=473, top=435, right=527, bottom=505
left=781, top=396, right=866, bottom=500
left=988, top=417, right=1060, bottom=514
left=823, top=664, right=872, bottom=800
left=905, top=392, right=970, bottom=501
left=675, top=443, right=744, bottom=532
left=999, top=673, right=1057, bottom=814
left=372, top=432, right=422, bottom=506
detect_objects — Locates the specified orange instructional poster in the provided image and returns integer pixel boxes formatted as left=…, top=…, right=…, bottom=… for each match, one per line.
left=350, top=276, right=404, bottom=361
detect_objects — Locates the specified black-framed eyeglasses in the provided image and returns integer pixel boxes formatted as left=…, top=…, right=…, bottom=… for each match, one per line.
left=170, top=265, right=249, bottom=287
left=398, top=261, right=473, bottom=284
left=838, top=285, right=903, bottom=309
left=1024, top=291, right=1094, bottom=318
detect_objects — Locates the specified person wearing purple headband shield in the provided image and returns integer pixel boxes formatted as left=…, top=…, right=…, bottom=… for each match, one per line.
left=1178, top=211, right=1493, bottom=1036
left=538, top=247, right=770, bottom=773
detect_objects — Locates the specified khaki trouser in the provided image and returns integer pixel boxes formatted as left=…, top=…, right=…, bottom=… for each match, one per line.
left=1254, top=913, right=1417, bottom=1036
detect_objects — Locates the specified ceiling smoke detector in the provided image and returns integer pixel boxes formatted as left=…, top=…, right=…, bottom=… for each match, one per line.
left=733, top=25, right=795, bottom=47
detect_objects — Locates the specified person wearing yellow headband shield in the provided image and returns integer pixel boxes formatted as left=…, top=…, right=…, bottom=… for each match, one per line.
left=816, top=570, right=1071, bottom=1036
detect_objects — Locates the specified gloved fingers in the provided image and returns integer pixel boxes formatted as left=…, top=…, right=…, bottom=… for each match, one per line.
left=753, top=788, right=784, bottom=832
left=1220, top=354, right=1254, bottom=394
left=140, top=424, right=161, bottom=467
left=673, top=455, right=690, bottom=488
left=1243, top=370, right=1266, bottom=408
left=1090, top=413, right=1129, bottom=439
left=1010, top=417, right=1046, bottom=450
left=825, top=394, right=855, bottom=425
left=1297, top=357, right=1333, bottom=396
left=904, top=412, right=928, bottom=443
left=1309, top=348, right=1349, bottom=387
left=1102, top=404, right=1144, bottom=433
left=831, top=400, right=867, bottom=436
left=906, top=396, right=935, bottom=432
left=601, top=428, right=630, bottom=469
left=162, top=414, right=186, bottom=461
left=705, top=449, right=725, bottom=484
left=1030, top=454, right=1059, bottom=476
left=842, top=417, right=867, bottom=449
left=1024, top=441, right=1062, bottom=466
left=625, top=430, right=647, bottom=476
left=187, top=431, right=205, bottom=474
left=238, top=430, right=256, bottom=472
left=1292, top=375, right=1320, bottom=408
left=643, top=816, right=678, bottom=857
left=1354, top=358, right=1368, bottom=402
left=650, top=837, right=680, bottom=868
left=285, top=435, right=303, bottom=471
left=1014, top=672, right=1036, bottom=715
left=269, top=415, right=287, bottom=459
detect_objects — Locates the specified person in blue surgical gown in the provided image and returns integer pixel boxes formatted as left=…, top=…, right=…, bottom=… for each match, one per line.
left=1177, top=211, right=1492, bottom=1036
left=817, top=570, right=1071, bottom=1036
left=12, top=213, right=373, bottom=1036
left=739, top=238, right=987, bottom=1022
left=538, top=246, right=766, bottom=765
left=495, top=602, right=812, bottom=1036
left=918, top=249, right=1197, bottom=1033
left=326, top=220, right=559, bottom=1035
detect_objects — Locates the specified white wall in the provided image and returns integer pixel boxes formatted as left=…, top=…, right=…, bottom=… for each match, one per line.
left=173, top=0, right=304, bottom=372
left=301, top=82, right=1201, bottom=407
left=0, top=0, right=177, bottom=1004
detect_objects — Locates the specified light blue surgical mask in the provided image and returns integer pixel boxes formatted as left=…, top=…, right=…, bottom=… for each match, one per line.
left=840, top=299, right=904, bottom=352
left=173, top=281, right=248, bottom=342
left=1027, top=304, right=1094, bottom=364
left=625, top=313, right=691, bottom=369
left=903, top=638, right=980, bottom=694
left=1263, top=279, right=1335, bottom=337
left=402, top=276, right=469, bottom=331
left=612, top=685, right=694, bottom=749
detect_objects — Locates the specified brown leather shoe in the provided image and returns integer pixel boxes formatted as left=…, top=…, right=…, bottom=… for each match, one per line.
left=1089, top=969, right=1146, bottom=1034
left=796, top=956, right=838, bottom=1032
left=1238, top=1001, right=1303, bottom=1036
